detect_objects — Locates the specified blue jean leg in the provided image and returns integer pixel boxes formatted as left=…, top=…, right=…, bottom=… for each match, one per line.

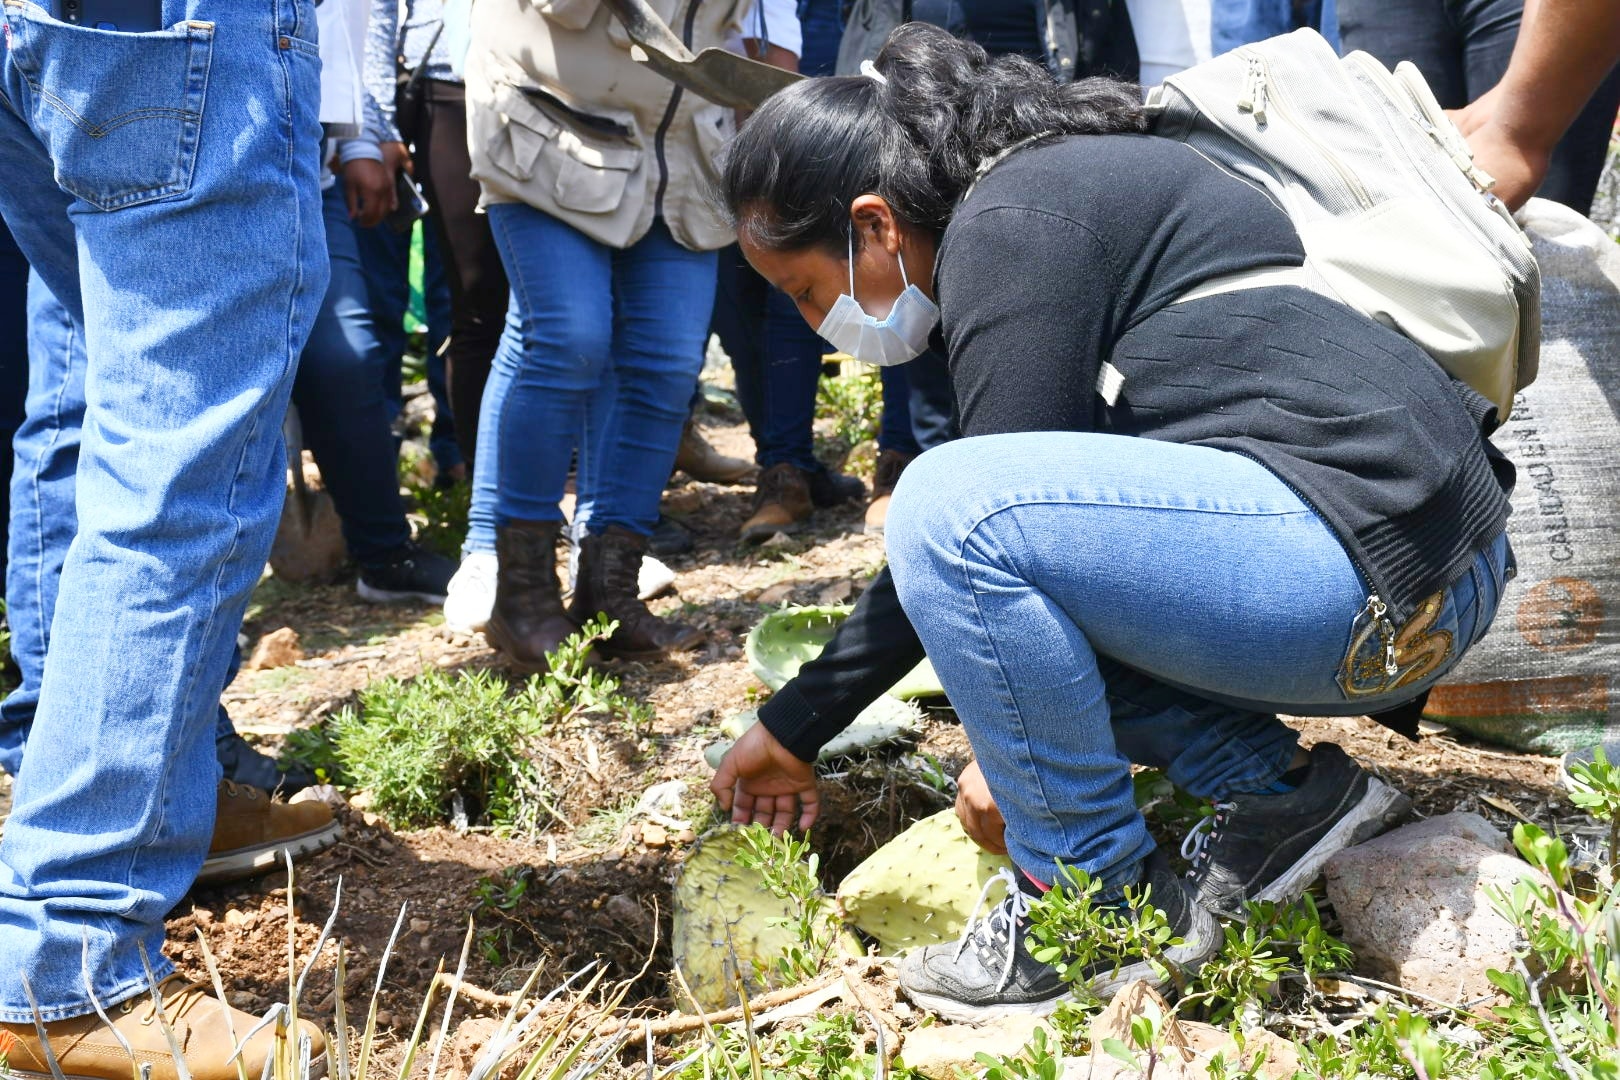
left=463, top=308, right=509, bottom=556
left=0, top=0, right=326, bottom=1017
left=0, top=218, right=27, bottom=589
left=886, top=433, right=1503, bottom=894
left=293, top=182, right=412, bottom=563
left=487, top=205, right=712, bottom=535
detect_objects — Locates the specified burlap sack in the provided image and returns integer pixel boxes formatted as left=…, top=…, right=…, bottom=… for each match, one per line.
left=1425, top=199, right=1620, bottom=753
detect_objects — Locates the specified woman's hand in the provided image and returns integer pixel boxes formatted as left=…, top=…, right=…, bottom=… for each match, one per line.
left=342, top=157, right=397, bottom=227
left=710, top=720, right=820, bottom=833
left=956, top=759, right=1007, bottom=855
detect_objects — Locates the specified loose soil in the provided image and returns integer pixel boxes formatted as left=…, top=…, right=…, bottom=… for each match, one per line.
left=9, top=401, right=1575, bottom=1070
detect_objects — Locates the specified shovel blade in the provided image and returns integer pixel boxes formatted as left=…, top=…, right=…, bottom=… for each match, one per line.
left=631, top=45, right=803, bottom=110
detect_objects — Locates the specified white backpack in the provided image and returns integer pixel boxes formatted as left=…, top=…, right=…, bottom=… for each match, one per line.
left=1146, top=28, right=1540, bottom=417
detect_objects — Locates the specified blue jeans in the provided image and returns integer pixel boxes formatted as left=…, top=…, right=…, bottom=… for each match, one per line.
left=1212, top=0, right=1339, bottom=54
left=479, top=206, right=715, bottom=537
left=0, top=219, right=28, bottom=587
left=886, top=433, right=1508, bottom=895
left=352, top=210, right=463, bottom=473
left=0, top=0, right=325, bottom=1019
left=294, top=181, right=413, bottom=563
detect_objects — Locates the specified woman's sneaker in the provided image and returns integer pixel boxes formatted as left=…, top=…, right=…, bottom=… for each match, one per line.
left=1184, top=742, right=1412, bottom=920
left=357, top=540, right=457, bottom=605
left=443, top=550, right=498, bottom=633
left=898, top=850, right=1219, bottom=1023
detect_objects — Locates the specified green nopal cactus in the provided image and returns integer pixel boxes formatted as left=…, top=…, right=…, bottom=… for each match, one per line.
left=671, top=827, right=856, bottom=1010
left=745, top=605, right=944, bottom=700
left=835, top=809, right=1017, bottom=954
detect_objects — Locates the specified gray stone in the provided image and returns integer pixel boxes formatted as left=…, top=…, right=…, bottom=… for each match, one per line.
left=1324, top=813, right=1536, bottom=1008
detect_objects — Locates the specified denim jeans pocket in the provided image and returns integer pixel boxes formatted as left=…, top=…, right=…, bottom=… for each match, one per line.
left=4, top=0, right=212, bottom=210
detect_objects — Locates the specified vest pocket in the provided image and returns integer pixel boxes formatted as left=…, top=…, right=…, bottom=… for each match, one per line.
left=487, top=83, right=642, bottom=216
left=4, top=1, right=213, bottom=211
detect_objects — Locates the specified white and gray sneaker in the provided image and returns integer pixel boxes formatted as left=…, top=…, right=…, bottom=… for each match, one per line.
left=443, top=550, right=498, bottom=633
left=899, top=850, right=1220, bottom=1024
left=1184, top=742, right=1412, bottom=920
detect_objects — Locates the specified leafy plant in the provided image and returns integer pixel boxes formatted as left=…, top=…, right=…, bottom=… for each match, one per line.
left=1566, top=746, right=1620, bottom=870
left=1024, top=862, right=1184, bottom=1003
left=734, top=824, right=842, bottom=983
left=815, top=370, right=882, bottom=454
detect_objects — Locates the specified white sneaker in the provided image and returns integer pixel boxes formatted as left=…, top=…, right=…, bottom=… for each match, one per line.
left=639, top=555, right=677, bottom=601
left=444, top=551, right=498, bottom=633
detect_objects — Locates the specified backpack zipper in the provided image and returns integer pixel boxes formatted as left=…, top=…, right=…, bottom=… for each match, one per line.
left=1239, top=52, right=1373, bottom=212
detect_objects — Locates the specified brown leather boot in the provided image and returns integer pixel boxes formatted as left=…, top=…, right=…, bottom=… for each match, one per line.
left=863, top=448, right=917, bottom=536
left=570, top=526, right=705, bottom=660
left=0, top=972, right=328, bottom=1080
left=739, top=462, right=814, bottom=544
left=195, top=780, right=341, bottom=886
left=674, top=418, right=754, bottom=484
left=485, top=520, right=579, bottom=674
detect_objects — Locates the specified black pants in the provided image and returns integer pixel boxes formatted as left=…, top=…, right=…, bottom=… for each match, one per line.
left=409, top=78, right=510, bottom=462
left=1337, top=0, right=1620, bottom=217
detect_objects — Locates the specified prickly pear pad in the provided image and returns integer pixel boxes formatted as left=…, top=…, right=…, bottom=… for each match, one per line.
left=745, top=604, right=944, bottom=699
left=836, top=809, right=1017, bottom=954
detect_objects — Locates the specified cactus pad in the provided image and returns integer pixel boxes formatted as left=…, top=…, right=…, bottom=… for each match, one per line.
left=836, top=809, right=1017, bottom=953
left=745, top=605, right=944, bottom=699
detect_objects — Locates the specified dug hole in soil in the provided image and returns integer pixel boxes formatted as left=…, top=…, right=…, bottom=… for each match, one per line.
left=0, top=388, right=1578, bottom=1075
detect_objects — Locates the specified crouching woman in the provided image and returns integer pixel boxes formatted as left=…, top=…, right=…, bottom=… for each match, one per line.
left=716, top=24, right=1515, bottom=1021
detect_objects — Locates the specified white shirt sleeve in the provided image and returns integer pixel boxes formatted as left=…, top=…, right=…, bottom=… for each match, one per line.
left=726, top=0, right=802, bottom=59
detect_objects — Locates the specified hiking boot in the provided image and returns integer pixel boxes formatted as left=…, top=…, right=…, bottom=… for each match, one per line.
left=196, top=780, right=341, bottom=887
left=807, top=465, right=865, bottom=507
left=863, top=448, right=915, bottom=536
left=216, top=731, right=316, bottom=795
left=570, top=526, right=704, bottom=660
left=674, top=418, right=753, bottom=484
left=0, top=972, right=328, bottom=1080
left=899, top=850, right=1218, bottom=1023
left=356, top=540, right=457, bottom=605
left=485, top=521, right=578, bottom=674
left=1183, top=742, right=1413, bottom=920
left=443, top=550, right=498, bottom=634
left=739, top=463, right=814, bottom=543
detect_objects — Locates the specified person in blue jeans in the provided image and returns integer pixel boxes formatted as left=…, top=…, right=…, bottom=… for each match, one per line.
left=0, top=0, right=330, bottom=1070
left=0, top=219, right=26, bottom=617
left=714, top=25, right=1515, bottom=1021
left=296, top=165, right=457, bottom=603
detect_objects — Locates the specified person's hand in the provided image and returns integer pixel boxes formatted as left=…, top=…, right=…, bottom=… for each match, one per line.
left=956, top=759, right=1007, bottom=855
left=342, top=157, right=396, bottom=228
left=710, top=720, right=820, bottom=833
left=1450, top=88, right=1551, bottom=212
left=381, top=140, right=414, bottom=179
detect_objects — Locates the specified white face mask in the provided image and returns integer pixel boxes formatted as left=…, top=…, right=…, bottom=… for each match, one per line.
left=817, top=234, right=940, bottom=367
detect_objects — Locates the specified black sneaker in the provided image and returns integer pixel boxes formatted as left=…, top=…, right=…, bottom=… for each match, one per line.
left=216, top=732, right=318, bottom=796
left=899, top=849, right=1219, bottom=1023
left=648, top=514, right=695, bottom=557
left=806, top=466, right=865, bottom=507
left=356, top=541, right=456, bottom=604
left=1184, top=742, right=1412, bottom=920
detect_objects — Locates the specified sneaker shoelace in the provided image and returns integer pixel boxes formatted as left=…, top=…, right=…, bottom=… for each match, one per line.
left=1179, top=802, right=1235, bottom=873
left=121, top=975, right=212, bottom=1025
left=953, top=867, right=1035, bottom=993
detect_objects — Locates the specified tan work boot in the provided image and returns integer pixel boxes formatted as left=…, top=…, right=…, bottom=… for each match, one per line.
left=0, top=972, right=328, bottom=1080
left=196, top=780, right=341, bottom=887
left=674, top=418, right=753, bottom=484
left=863, top=448, right=916, bottom=536
left=739, top=463, right=814, bottom=544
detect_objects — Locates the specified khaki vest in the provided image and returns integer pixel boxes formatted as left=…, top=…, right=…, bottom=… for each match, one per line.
left=465, top=0, right=743, bottom=252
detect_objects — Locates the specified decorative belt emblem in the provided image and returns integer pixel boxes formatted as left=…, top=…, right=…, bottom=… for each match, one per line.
left=1337, top=592, right=1453, bottom=698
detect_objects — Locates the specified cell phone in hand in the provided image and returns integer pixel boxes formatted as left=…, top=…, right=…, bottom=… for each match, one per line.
left=385, top=171, right=430, bottom=234
left=50, top=0, right=164, bottom=32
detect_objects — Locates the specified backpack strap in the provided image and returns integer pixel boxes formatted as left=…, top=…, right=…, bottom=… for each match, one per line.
left=1170, top=264, right=1316, bottom=306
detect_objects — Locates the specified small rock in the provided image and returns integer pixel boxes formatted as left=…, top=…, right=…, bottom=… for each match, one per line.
left=761, top=531, right=795, bottom=549
left=349, top=790, right=376, bottom=812
left=224, top=908, right=248, bottom=928
left=1325, top=812, right=1546, bottom=1009
left=410, top=918, right=432, bottom=935
left=641, top=823, right=670, bottom=847
left=193, top=908, right=215, bottom=926
left=756, top=582, right=795, bottom=605
left=355, top=887, right=381, bottom=906
left=247, top=627, right=304, bottom=671
left=905, top=1015, right=1053, bottom=1079
left=674, top=828, right=697, bottom=844
left=292, top=784, right=346, bottom=808
left=436, top=653, right=458, bottom=668
left=604, top=893, right=651, bottom=932
left=419, top=935, right=434, bottom=952
left=227, top=991, right=260, bottom=1010
left=375, top=1011, right=394, bottom=1029
left=817, top=579, right=855, bottom=605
